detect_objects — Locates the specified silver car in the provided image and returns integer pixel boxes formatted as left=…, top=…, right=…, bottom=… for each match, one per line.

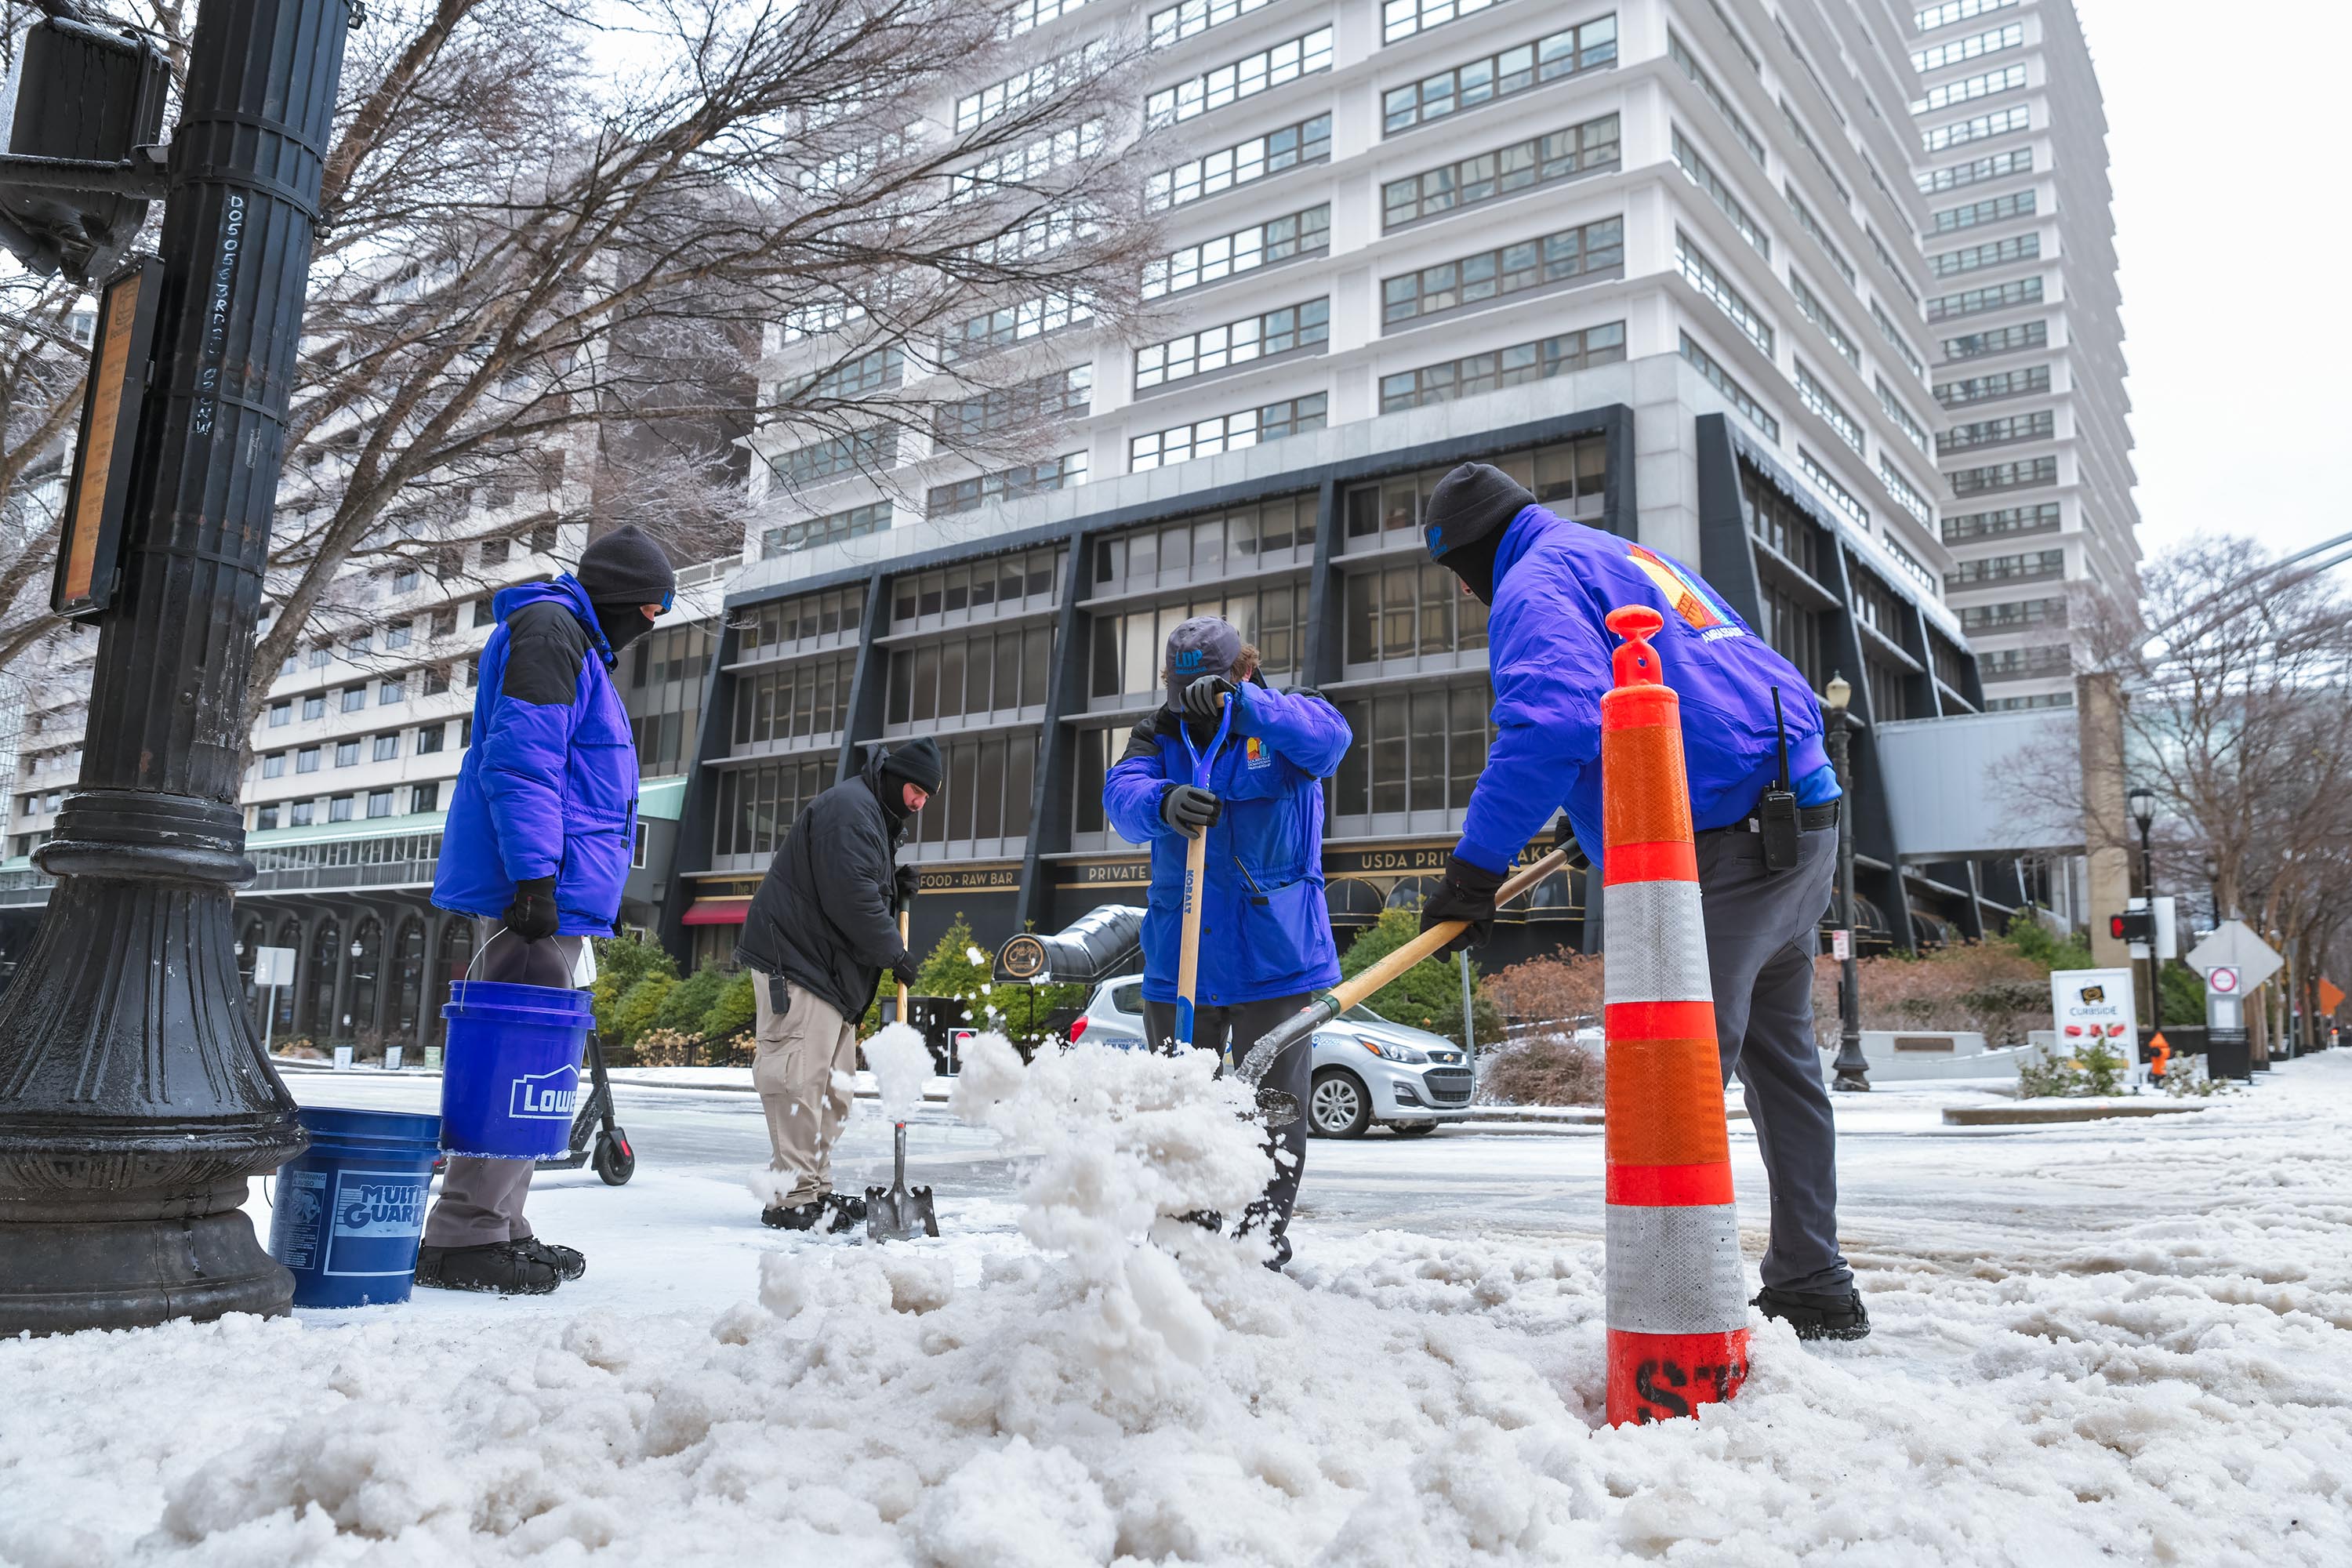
left=1069, top=975, right=1476, bottom=1138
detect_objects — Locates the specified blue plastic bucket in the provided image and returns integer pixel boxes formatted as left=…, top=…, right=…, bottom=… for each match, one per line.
left=439, top=979, right=591, bottom=1159
left=267, top=1105, right=443, bottom=1308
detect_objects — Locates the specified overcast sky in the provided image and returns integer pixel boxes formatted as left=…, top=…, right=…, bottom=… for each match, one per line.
left=2071, top=0, right=2351, bottom=563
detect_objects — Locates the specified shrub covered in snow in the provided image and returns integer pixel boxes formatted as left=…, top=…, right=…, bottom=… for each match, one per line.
left=1479, top=1036, right=1606, bottom=1106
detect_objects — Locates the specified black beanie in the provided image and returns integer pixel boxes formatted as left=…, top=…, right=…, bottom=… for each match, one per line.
left=881, top=737, right=946, bottom=794
left=1423, top=462, right=1536, bottom=604
left=575, top=524, right=677, bottom=607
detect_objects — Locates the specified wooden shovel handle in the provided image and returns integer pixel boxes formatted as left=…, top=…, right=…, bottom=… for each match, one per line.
left=898, top=908, right=910, bottom=1019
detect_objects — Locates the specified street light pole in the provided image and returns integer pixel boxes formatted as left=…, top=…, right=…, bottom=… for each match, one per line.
left=0, top=0, right=354, bottom=1333
left=2129, top=787, right=2156, bottom=1039
left=1823, top=673, right=1867, bottom=1092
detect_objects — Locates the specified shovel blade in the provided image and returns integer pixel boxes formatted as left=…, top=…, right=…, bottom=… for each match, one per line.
left=864, top=1182, right=941, bottom=1243
left=1254, top=1088, right=1301, bottom=1128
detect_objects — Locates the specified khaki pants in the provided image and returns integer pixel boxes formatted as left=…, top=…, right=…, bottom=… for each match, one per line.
left=752, top=973, right=860, bottom=1207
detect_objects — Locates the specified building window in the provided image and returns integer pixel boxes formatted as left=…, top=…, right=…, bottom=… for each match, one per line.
left=1959, top=597, right=2067, bottom=633
left=1879, top=460, right=1933, bottom=526
left=1381, top=16, right=1617, bottom=134
left=1681, top=333, right=1778, bottom=441
left=1931, top=189, right=2036, bottom=234
left=1918, top=145, right=2034, bottom=196
left=372, top=733, right=400, bottom=762
left=1145, top=113, right=1329, bottom=212
left=1790, top=274, right=1857, bottom=368
left=1135, top=299, right=1327, bottom=390
left=334, top=740, right=360, bottom=768
left=290, top=800, right=314, bottom=826
left=932, top=368, right=1092, bottom=442
left=1344, top=563, right=1490, bottom=666
left=1940, top=409, right=2054, bottom=455
left=254, top=805, right=278, bottom=832
left=344, top=633, right=371, bottom=658
left=340, top=687, right=366, bottom=713
left=955, top=49, right=1091, bottom=134
left=392, top=567, right=420, bottom=593
left=1147, top=0, right=1272, bottom=47
left=1922, top=103, right=2030, bottom=154
left=1943, top=502, right=2061, bottom=544
left=471, top=597, right=495, bottom=629
left=1926, top=274, right=2043, bottom=324
left=738, top=653, right=859, bottom=744
left=1667, top=29, right=1764, bottom=165
left=946, top=292, right=1093, bottom=358
left=948, top=123, right=1105, bottom=201
left=1951, top=456, right=2059, bottom=496
left=763, top=500, right=893, bottom=559
left=1798, top=448, right=1867, bottom=530
left=1780, top=183, right=1854, bottom=287
left=1935, top=365, right=2052, bottom=407
left=1388, top=115, right=1619, bottom=230
left=384, top=622, right=411, bottom=651
left=366, top=789, right=394, bottom=818
left=416, top=723, right=445, bottom=754
left=744, top=585, right=869, bottom=653
left=1978, top=645, right=2071, bottom=683
left=633, top=819, right=648, bottom=868
left=799, top=347, right=903, bottom=401
left=1929, top=233, right=2040, bottom=280
left=1947, top=548, right=2063, bottom=589
left=1671, top=127, right=1768, bottom=259
left=301, top=693, right=326, bottom=721
left=714, top=758, right=833, bottom=859
left=1145, top=27, right=1332, bottom=129
left=412, top=781, right=440, bottom=813
left=1380, top=322, right=1625, bottom=412
left=1741, top=467, right=1826, bottom=583
left=1941, top=318, right=2047, bottom=361
left=329, top=796, right=354, bottom=822
left=1872, top=301, right=1926, bottom=379
left=297, top=747, right=321, bottom=774
left=307, top=643, right=330, bottom=668
left=1329, top=685, right=1495, bottom=818
left=925, top=452, right=1087, bottom=517
left=1911, top=20, right=2023, bottom=73
left=423, top=665, right=450, bottom=696
left=1915, top=0, right=2018, bottom=31
left=1795, top=362, right=1863, bottom=455
left=430, top=606, right=457, bottom=637
left=769, top=428, right=897, bottom=488
left=1146, top=207, right=1330, bottom=298
left=1130, top=394, right=1327, bottom=472
left=888, top=628, right=1054, bottom=725
left=378, top=678, right=405, bottom=705
left=1675, top=231, right=1773, bottom=355
left=1875, top=379, right=1931, bottom=454
left=269, top=702, right=291, bottom=728
left=905, top=735, right=1038, bottom=849
left=263, top=752, right=287, bottom=779
left=1345, top=437, right=1608, bottom=539
left=1915, top=61, right=2027, bottom=115
left=1093, top=495, right=1315, bottom=589
left=1985, top=691, right=2073, bottom=711
left=1383, top=218, right=1622, bottom=329
left=1088, top=585, right=1305, bottom=702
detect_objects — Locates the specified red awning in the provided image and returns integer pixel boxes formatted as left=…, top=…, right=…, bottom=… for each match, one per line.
left=681, top=897, right=751, bottom=926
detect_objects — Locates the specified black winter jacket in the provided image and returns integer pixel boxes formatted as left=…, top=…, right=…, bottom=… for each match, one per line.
left=734, top=748, right=913, bottom=1019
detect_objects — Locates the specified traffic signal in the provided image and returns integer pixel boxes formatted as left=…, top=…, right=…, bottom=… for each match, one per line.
left=0, top=16, right=170, bottom=283
left=2110, top=909, right=2154, bottom=943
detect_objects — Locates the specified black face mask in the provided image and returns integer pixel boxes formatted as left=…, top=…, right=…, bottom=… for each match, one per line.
left=592, top=601, right=654, bottom=657
left=1439, top=528, right=1508, bottom=605
left=873, top=770, right=916, bottom=821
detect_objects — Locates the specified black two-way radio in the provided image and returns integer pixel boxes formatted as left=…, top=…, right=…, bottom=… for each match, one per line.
left=1760, top=688, right=1799, bottom=872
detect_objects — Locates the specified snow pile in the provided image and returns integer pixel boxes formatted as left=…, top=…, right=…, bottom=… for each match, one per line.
left=863, top=1022, right=935, bottom=1123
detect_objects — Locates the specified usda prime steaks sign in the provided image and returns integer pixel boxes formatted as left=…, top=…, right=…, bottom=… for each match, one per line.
left=510, top=1064, right=580, bottom=1120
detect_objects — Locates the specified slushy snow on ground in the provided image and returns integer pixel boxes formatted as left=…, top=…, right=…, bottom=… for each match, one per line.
left=4, top=1045, right=2350, bottom=1565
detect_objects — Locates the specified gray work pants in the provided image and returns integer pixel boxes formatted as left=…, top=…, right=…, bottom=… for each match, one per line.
left=1696, top=822, right=1849, bottom=1294
left=1142, top=993, right=1312, bottom=1263
left=421, top=921, right=585, bottom=1247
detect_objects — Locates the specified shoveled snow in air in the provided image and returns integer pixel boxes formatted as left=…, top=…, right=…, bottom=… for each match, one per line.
left=2, top=1046, right=2349, bottom=1565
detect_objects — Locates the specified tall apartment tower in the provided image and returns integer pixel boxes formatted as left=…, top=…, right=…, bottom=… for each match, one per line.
left=712, top=0, right=2024, bottom=959
left=1908, top=0, right=2136, bottom=710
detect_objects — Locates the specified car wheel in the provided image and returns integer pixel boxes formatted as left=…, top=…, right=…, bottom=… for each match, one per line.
left=1392, top=1120, right=1438, bottom=1137
left=1308, top=1069, right=1370, bottom=1139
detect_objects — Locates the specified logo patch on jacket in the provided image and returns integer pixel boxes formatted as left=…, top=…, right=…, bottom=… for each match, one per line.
left=1627, top=543, right=1740, bottom=635
left=1245, top=736, right=1270, bottom=769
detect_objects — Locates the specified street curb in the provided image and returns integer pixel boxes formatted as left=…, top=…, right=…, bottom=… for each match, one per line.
left=268, top=1058, right=956, bottom=1103
left=1941, top=1102, right=2208, bottom=1125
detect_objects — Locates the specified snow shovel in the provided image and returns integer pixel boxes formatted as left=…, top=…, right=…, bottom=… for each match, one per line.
left=1173, top=693, right=1234, bottom=1059
left=869, top=908, right=939, bottom=1242
left=1235, top=845, right=1575, bottom=1127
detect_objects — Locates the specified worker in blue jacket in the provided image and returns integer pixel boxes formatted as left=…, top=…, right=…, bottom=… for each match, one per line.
left=418, top=523, right=677, bottom=1295
left=1104, top=615, right=1351, bottom=1269
left=1416, top=463, right=1866, bottom=1341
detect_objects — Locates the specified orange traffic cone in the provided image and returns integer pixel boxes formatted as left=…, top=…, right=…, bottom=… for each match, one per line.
left=1599, top=604, right=1749, bottom=1425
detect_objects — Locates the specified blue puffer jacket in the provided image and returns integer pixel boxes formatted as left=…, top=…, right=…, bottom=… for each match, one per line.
left=1454, top=506, right=1839, bottom=875
left=434, top=576, right=638, bottom=935
left=1104, top=683, right=1353, bottom=1007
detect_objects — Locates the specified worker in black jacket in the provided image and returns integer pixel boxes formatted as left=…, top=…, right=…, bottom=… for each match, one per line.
left=735, top=738, right=940, bottom=1231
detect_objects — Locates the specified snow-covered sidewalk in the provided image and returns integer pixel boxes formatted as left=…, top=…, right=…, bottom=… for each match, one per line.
left=3, top=1049, right=2347, bottom=1566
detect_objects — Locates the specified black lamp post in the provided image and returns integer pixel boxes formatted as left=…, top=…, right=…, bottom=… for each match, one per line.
left=0, top=0, right=354, bottom=1333
left=2128, top=786, right=2156, bottom=1036
left=1823, top=673, right=1868, bottom=1092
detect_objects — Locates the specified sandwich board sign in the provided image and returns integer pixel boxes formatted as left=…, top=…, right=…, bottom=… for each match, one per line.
left=2049, top=967, right=2141, bottom=1085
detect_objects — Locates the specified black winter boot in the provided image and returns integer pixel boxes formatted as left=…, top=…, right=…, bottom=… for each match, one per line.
left=762, top=1201, right=826, bottom=1231
left=1754, top=1285, right=1871, bottom=1341
left=415, top=1242, right=562, bottom=1295
left=522, top=1237, right=586, bottom=1281
left=822, top=1192, right=868, bottom=1232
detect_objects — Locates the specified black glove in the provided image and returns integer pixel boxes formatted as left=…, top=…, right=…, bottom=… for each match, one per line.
left=894, top=864, right=920, bottom=912
left=1180, top=674, right=1239, bottom=720
left=1160, top=782, right=1221, bottom=838
left=1419, top=855, right=1504, bottom=954
left=1552, top=814, right=1590, bottom=873
left=891, top=953, right=920, bottom=988
left=502, top=876, right=559, bottom=942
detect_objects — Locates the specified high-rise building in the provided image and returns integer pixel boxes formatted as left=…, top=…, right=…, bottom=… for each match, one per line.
left=704, top=0, right=2023, bottom=960
left=1908, top=0, right=2135, bottom=711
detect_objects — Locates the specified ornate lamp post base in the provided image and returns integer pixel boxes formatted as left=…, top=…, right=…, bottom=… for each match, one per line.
left=0, top=1214, right=290, bottom=1334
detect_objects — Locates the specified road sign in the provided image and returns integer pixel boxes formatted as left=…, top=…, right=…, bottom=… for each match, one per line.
left=2208, top=966, right=2240, bottom=996
left=2320, top=978, right=2346, bottom=1016
left=250, top=945, right=296, bottom=988
left=2184, top=920, right=2283, bottom=991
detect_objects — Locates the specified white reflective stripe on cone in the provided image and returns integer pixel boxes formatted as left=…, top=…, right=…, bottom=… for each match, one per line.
left=1605, top=1203, right=1748, bottom=1334
left=1601, top=879, right=1713, bottom=1006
